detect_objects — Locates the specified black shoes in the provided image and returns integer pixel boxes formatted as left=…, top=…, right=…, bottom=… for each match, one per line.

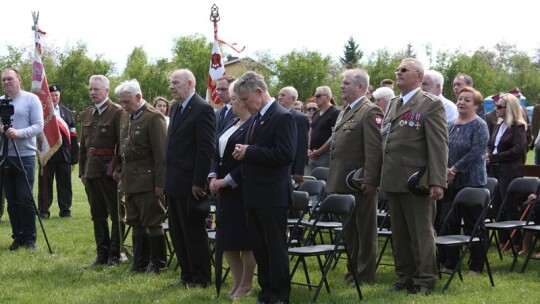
left=388, top=282, right=411, bottom=292
left=60, top=211, right=72, bottom=218
left=145, top=262, right=166, bottom=274
left=39, top=213, right=50, bottom=219
left=389, top=282, right=433, bottom=295
left=169, top=279, right=209, bottom=288
left=91, top=256, right=108, bottom=266
left=8, top=242, right=21, bottom=251
left=107, top=256, right=120, bottom=267
left=409, top=285, right=433, bottom=295
left=188, top=282, right=210, bottom=289
left=24, top=242, right=37, bottom=250
left=8, top=242, right=36, bottom=251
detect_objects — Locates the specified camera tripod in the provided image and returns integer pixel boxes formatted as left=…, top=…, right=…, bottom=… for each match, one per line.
left=0, top=117, right=53, bottom=254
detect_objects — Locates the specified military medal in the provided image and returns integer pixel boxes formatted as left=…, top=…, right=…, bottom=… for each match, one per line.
left=414, top=113, right=422, bottom=130
left=409, top=113, right=417, bottom=127
left=399, top=113, right=406, bottom=126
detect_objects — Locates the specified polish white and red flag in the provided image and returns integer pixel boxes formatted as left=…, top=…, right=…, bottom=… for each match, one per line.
left=31, top=12, right=61, bottom=167
left=207, top=38, right=226, bottom=106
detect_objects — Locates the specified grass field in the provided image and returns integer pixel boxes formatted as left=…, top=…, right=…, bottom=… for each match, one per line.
left=1, top=164, right=540, bottom=304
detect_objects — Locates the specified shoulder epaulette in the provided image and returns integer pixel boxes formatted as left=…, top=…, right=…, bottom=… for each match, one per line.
left=110, top=102, right=123, bottom=109
left=423, top=92, right=437, bottom=101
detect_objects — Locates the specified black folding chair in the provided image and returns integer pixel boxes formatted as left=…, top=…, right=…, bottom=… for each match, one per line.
left=520, top=225, right=540, bottom=273
left=288, top=190, right=310, bottom=247
left=288, top=194, right=362, bottom=303
left=310, top=167, right=329, bottom=181
left=485, top=177, right=540, bottom=271
left=376, top=191, right=393, bottom=269
left=435, top=187, right=495, bottom=291
left=484, top=177, right=498, bottom=223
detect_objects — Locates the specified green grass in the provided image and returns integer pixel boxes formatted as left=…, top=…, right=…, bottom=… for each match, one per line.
left=1, top=166, right=540, bottom=303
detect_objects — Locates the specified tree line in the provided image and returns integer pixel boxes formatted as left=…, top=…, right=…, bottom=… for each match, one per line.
left=2, top=35, right=540, bottom=128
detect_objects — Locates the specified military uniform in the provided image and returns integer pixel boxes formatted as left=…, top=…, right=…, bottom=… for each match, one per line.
left=326, top=97, right=383, bottom=283
left=79, top=99, right=125, bottom=266
left=118, top=102, right=167, bottom=273
left=380, top=89, right=448, bottom=290
left=38, top=104, right=79, bottom=218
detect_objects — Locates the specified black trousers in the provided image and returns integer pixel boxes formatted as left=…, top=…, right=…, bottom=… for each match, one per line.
left=38, top=162, right=72, bottom=216
left=167, top=195, right=211, bottom=285
left=246, top=207, right=290, bottom=304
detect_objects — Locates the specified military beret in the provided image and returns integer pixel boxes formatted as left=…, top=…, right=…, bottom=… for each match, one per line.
left=49, top=84, right=61, bottom=92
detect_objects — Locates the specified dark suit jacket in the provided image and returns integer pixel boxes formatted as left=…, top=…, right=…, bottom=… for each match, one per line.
left=532, top=104, right=540, bottom=145
left=210, top=117, right=248, bottom=182
left=215, top=104, right=237, bottom=135
left=488, top=123, right=526, bottom=176
left=51, top=105, right=79, bottom=164
left=242, top=101, right=296, bottom=208
left=290, top=109, right=309, bottom=176
left=165, top=93, right=216, bottom=197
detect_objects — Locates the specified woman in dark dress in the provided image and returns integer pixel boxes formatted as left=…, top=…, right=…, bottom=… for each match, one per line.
left=209, top=82, right=255, bottom=299
left=487, top=92, right=528, bottom=250
left=439, top=86, right=489, bottom=275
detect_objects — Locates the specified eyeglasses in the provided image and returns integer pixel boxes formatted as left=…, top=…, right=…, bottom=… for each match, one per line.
left=496, top=105, right=507, bottom=109
left=314, top=93, right=327, bottom=99
left=306, top=107, right=317, bottom=112
left=215, top=88, right=228, bottom=92
left=394, top=67, right=418, bottom=74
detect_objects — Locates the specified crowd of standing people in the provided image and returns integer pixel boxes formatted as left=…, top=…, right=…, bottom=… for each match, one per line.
left=1, top=53, right=539, bottom=302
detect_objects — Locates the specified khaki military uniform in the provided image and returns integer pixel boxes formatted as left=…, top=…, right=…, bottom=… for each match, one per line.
left=79, top=99, right=125, bottom=264
left=118, top=103, right=166, bottom=233
left=380, top=89, right=448, bottom=290
left=326, top=97, right=383, bottom=283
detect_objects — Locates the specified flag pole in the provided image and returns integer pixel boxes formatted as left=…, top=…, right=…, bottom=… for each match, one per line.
left=31, top=11, right=54, bottom=255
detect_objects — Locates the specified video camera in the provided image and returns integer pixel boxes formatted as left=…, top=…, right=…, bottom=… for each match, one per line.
left=0, top=94, right=14, bottom=126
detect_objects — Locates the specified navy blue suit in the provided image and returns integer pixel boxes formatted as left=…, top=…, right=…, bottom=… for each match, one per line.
left=242, top=101, right=295, bottom=303
left=215, top=104, right=236, bottom=135
left=210, top=118, right=252, bottom=250
left=165, top=92, right=215, bottom=285
left=289, top=109, right=309, bottom=176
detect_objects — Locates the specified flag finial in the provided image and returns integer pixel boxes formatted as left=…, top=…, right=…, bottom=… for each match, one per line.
left=210, top=4, right=220, bottom=23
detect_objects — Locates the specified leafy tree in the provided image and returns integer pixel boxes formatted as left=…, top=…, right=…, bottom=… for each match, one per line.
left=171, top=34, right=212, bottom=96
left=274, top=49, right=332, bottom=102
left=121, top=47, right=171, bottom=101
left=364, top=48, right=403, bottom=92
left=340, top=37, right=363, bottom=69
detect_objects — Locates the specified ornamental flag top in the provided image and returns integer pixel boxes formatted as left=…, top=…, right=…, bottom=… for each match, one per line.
left=206, top=4, right=244, bottom=107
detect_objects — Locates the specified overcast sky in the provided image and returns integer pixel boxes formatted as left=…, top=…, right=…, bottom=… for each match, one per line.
left=2, top=0, right=538, bottom=73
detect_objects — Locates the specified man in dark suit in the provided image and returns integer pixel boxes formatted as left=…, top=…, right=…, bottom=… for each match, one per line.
left=166, top=69, right=215, bottom=288
left=326, top=69, right=383, bottom=284
left=214, top=75, right=237, bottom=135
left=113, top=79, right=167, bottom=274
left=38, top=84, right=79, bottom=219
left=381, top=58, right=448, bottom=295
left=453, top=73, right=485, bottom=120
left=278, top=86, right=309, bottom=183
left=232, top=71, right=296, bottom=304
